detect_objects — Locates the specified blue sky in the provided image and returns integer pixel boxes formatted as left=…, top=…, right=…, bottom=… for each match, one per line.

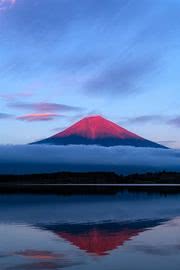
left=0, top=0, right=180, bottom=147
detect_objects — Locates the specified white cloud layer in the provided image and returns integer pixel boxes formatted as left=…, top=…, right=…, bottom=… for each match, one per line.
left=0, top=145, right=180, bottom=174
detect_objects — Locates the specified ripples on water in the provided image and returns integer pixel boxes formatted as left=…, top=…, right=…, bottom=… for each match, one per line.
left=1, top=192, right=180, bottom=270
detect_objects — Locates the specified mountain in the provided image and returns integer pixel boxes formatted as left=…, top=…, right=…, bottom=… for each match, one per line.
left=33, top=115, right=167, bottom=148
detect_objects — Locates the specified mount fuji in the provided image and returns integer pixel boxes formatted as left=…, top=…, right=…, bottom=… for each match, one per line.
left=33, top=115, right=167, bottom=149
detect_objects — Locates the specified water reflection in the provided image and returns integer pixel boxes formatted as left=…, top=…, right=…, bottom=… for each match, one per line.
left=7, top=262, right=67, bottom=270
left=15, top=250, right=62, bottom=260
left=1, top=193, right=180, bottom=270
left=42, top=220, right=165, bottom=256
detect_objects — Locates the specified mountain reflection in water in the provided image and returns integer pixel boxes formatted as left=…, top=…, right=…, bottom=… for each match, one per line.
left=1, top=192, right=180, bottom=270
left=42, top=220, right=165, bottom=256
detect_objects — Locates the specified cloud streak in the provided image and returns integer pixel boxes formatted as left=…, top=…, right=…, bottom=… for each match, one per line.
left=9, top=102, right=83, bottom=113
left=0, top=113, right=12, bottom=119
left=123, top=115, right=167, bottom=125
left=120, top=114, right=180, bottom=127
left=0, top=145, right=180, bottom=174
left=85, top=57, right=157, bottom=96
left=17, top=113, right=61, bottom=122
left=0, top=0, right=16, bottom=10
left=0, top=92, right=32, bottom=101
left=168, top=117, right=180, bottom=128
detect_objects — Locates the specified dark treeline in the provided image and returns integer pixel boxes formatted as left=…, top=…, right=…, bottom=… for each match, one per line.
left=0, top=171, right=180, bottom=184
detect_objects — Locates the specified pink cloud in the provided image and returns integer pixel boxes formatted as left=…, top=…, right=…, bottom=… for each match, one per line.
left=17, top=113, right=61, bottom=122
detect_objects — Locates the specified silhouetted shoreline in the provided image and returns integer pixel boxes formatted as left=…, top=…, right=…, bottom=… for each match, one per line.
left=0, top=171, right=180, bottom=194
left=1, top=171, right=180, bottom=184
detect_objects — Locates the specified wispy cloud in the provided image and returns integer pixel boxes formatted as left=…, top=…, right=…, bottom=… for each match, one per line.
left=85, top=57, right=157, bottom=96
left=17, top=113, right=61, bottom=122
left=168, top=117, right=180, bottom=128
left=0, top=0, right=16, bottom=10
left=0, top=113, right=12, bottom=119
left=61, top=54, right=104, bottom=72
left=119, top=114, right=180, bottom=127
left=123, top=115, right=167, bottom=125
left=158, top=140, right=177, bottom=148
left=0, top=92, right=32, bottom=101
left=9, top=102, right=83, bottom=113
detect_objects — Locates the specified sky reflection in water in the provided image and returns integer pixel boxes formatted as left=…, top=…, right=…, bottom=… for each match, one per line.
left=1, top=192, right=180, bottom=270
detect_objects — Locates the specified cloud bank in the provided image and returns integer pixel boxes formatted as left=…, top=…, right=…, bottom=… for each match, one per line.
left=0, top=145, right=180, bottom=175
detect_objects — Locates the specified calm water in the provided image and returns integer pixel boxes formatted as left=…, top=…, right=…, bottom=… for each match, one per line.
left=1, top=192, right=180, bottom=269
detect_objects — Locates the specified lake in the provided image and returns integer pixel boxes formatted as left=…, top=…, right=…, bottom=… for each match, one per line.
left=1, top=191, right=180, bottom=270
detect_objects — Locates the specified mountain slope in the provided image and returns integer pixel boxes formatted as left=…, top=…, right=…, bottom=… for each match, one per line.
left=33, top=115, right=167, bottom=148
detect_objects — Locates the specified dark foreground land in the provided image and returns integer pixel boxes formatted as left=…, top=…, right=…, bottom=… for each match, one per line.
left=2, top=171, right=180, bottom=184
left=1, top=171, right=180, bottom=194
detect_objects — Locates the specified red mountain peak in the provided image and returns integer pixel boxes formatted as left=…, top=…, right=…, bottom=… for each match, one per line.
left=53, top=115, right=141, bottom=140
